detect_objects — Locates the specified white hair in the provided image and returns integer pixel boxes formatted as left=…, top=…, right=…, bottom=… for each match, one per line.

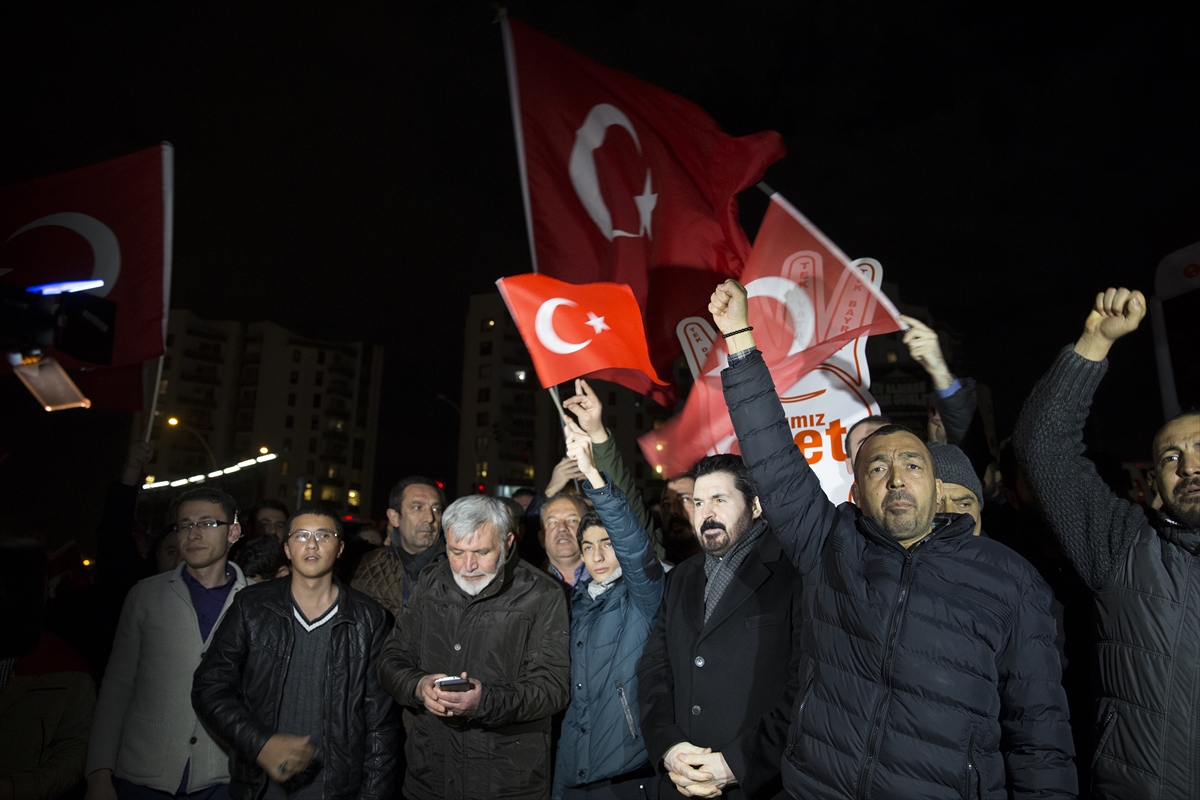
left=442, top=495, right=512, bottom=556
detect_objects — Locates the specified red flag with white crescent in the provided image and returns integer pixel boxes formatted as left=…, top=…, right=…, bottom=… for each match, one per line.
left=638, top=193, right=903, bottom=477
left=497, top=274, right=666, bottom=391
left=502, top=15, right=784, bottom=405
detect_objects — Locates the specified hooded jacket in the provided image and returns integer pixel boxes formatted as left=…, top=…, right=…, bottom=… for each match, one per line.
left=725, top=348, right=1076, bottom=799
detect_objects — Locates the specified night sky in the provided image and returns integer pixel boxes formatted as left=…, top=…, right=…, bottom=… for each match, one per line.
left=2, top=2, right=1196, bottom=540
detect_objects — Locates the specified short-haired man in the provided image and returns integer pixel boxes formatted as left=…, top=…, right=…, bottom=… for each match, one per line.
left=377, top=495, right=570, bottom=800
left=638, top=454, right=804, bottom=799
left=85, top=487, right=248, bottom=800
left=540, top=493, right=587, bottom=591
left=352, top=476, right=445, bottom=616
left=710, top=279, right=1075, bottom=798
left=247, top=500, right=290, bottom=542
left=844, top=415, right=891, bottom=474
left=230, top=535, right=288, bottom=584
left=1015, top=287, right=1200, bottom=798
left=192, top=508, right=397, bottom=800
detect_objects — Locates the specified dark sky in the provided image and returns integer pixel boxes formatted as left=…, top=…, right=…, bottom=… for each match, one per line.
left=2, top=2, right=1196, bottom=523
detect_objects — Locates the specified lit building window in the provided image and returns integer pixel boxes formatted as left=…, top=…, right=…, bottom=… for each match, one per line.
left=886, top=350, right=899, bottom=364
left=514, top=370, right=526, bottom=382
left=481, top=319, right=496, bottom=331
left=320, top=485, right=339, bottom=502
left=303, top=482, right=313, bottom=501
left=280, top=461, right=289, bottom=476
left=476, top=461, right=489, bottom=478
left=348, top=490, right=360, bottom=507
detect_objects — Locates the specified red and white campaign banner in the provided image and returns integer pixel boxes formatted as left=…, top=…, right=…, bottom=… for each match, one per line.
left=502, top=14, right=784, bottom=405
left=638, top=193, right=902, bottom=489
left=0, top=145, right=174, bottom=370
left=497, top=273, right=666, bottom=392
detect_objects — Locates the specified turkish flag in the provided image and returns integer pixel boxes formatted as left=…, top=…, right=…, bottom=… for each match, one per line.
left=497, top=273, right=666, bottom=392
left=0, top=145, right=173, bottom=371
left=638, top=193, right=903, bottom=477
left=502, top=15, right=785, bottom=406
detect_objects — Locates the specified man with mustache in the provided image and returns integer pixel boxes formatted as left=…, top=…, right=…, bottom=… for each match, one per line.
left=637, top=454, right=804, bottom=799
left=1015, top=287, right=1200, bottom=798
left=711, top=280, right=1075, bottom=799
left=352, top=477, right=445, bottom=617
left=377, top=495, right=569, bottom=799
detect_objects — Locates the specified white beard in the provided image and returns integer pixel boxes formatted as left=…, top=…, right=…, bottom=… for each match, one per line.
left=453, top=568, right=499, bottom=596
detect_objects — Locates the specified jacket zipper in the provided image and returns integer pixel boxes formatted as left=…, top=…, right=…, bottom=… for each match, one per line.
left=856, top=545, right=919, bottom=800
left=615, top=681, right=639, bottom=740
left=964, top=729, right=979, bottom=800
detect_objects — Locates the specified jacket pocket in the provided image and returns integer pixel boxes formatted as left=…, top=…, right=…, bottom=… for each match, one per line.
left=1092, top=698, right=1119, bottom=769
left=744, top=612, right=785, bottom=629
left=786, top=672, right=815, bottom=763
left=963, top=728, right=982, bottom=800
left=615, top=680, right=639, bottom=740
left=117, top=713, right=168, bottom=779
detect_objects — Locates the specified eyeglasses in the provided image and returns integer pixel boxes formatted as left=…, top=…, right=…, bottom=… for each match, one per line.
left=173, top=520, right=230, bottom=534
left=289, top=529, right=339, bottom=544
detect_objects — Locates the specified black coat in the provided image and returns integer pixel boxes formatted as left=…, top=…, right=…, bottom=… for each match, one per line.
left=191, top=577, right=398, bottom=800
left=376, top=550, right=570, bottom=800
left=725, top=349, right=1076, bottom=799
left=637, top=528, right=803, bottom=800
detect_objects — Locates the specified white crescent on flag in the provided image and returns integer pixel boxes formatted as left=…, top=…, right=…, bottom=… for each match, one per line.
left=535, top=297, right=592, bottom=354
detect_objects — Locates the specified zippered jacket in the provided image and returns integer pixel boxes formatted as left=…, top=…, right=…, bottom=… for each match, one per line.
left=725, top=349, right=1076, bottom=799
left=376, top=549, right=571, bottom=800
left=191, top=577, right=398, bottom=800
left=1015, top=346, right=1200, bottom=799
left=553, top=476, right=665, bottom=795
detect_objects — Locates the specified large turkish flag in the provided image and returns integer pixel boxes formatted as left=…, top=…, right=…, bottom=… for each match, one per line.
left=0, top=145, right=173, bottom=370
left=638, top=193, right=903, bottom=477
left=497, top=273, right=666, bottom=392
left=502, top=15, right=784, bottom=406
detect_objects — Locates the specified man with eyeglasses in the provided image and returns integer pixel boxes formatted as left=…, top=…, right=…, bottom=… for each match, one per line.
left=86, top=487, right=248, bottom=800
left=193, top=508, right=397, bottom=800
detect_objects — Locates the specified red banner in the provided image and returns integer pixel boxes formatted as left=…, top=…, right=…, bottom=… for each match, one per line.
left=0, top=145, right=173, bottom=371
left=497, top=274, right=665, bottom=392
left=638, top=194, right=903, bottom=477
left=502, top=15, right=784, bottom=405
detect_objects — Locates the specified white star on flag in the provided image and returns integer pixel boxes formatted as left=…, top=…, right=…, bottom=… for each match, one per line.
left=585, top=312, right=611, bottom=333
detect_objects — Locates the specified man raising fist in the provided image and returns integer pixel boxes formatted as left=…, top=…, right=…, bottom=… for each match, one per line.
left=1015, top=287, right=1200, bottom=799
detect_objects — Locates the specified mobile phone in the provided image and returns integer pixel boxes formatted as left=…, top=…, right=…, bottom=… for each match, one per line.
left=434, top=676, right=471, bottom=692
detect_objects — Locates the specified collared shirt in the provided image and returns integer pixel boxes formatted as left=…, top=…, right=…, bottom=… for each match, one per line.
left=550, top=561, right=589, bottom=587
left=180, top=566, right=236, bottom=641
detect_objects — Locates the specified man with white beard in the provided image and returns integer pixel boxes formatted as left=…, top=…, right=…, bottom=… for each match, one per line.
left=377, top=495, right=570, bottom=800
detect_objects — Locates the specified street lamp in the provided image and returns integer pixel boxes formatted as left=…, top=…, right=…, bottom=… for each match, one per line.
left=166, top=416, right=218, bottom=470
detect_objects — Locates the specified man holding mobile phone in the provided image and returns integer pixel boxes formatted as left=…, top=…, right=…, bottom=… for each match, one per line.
left=192, top=508, right=397, bottom=800
left=377, top=495, right=570, bottom=800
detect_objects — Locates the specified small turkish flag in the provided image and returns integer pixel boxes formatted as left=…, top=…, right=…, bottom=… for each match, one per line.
left=638, top=194, right=903, bottom=477
left=502, top=15, right=784, bottom=406
left=497, top=274, right=666, bottom=391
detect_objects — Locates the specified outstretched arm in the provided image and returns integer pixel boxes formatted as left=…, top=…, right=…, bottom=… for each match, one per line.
left=711, top=280, right=840, bottom=575
left=1013, top=287, right=1148, bottom=590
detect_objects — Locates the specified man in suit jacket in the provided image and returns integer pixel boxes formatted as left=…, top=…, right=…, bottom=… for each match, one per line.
left=637, top=454, right=803, bottom=800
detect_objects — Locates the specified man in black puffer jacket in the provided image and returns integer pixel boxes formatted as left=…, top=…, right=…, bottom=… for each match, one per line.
left=711, top=280, right=1076, bottom=799
left=192, top=508, right=397, bottom=800
left=1015, top=287, right=1200, bottom=799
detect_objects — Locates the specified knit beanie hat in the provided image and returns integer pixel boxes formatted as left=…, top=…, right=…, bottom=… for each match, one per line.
left=926, top=442, right=983, bottom=503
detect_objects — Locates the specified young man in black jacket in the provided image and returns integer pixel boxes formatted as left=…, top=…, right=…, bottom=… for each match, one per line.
left=710, top=280, right=1076, bottom=799
left=192, top=508, right=397, bottom=800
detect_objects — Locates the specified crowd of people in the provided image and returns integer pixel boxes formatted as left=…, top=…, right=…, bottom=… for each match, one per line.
left=1, top=281, right=1197, bottom=800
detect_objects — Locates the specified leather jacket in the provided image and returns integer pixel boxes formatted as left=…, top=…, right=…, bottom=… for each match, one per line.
left=192, top=577, right=398, bottom=800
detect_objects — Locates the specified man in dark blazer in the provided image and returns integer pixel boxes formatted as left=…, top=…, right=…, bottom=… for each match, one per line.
left=637, top=454, right=803, bottom=800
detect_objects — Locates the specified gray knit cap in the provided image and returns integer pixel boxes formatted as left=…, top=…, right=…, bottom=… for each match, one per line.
left=926, top=442, right=983, bottom=503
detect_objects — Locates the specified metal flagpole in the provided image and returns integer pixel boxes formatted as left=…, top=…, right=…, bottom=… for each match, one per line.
left=143, top=355, right=165, bottom=442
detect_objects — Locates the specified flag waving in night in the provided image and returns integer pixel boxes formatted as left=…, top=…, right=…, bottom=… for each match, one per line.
left=497, top=273, right=666, bottom=392
left=502, top=13, right=784, bottom=405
